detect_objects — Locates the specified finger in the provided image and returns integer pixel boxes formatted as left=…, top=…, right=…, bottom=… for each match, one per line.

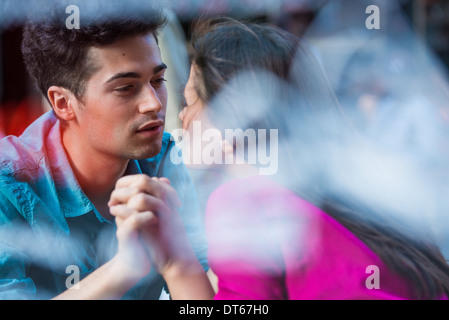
left=116, top=174, right=181, bottom=208
left=131, top=176, right=180, bottom=208
left=128, top=211, right=159, bottom=231
left=109, top=204, right=137, bottom=220
left=127, top=193, right=171, bottom=217
left=153, top=177, right=171, bottom=185
left=143, top=178, right=181, bottom=209
left=108, top=187, right=141, bottom=207
left=115, top=174, right=146, bottom=188
left=116, top=211, right=159, bottom=237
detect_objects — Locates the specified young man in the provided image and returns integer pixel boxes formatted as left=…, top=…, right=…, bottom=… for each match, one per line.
left=0, top=4, right=213, bottom=299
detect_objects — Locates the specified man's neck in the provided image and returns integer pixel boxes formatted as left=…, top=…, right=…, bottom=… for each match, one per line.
left=61, top=128, right=129, bottom=218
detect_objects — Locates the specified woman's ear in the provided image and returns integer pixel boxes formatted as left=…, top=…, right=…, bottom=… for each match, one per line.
left=47, top=86, right=77, bottom=121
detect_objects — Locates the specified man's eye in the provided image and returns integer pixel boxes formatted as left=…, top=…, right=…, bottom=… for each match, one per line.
left=151, top=78, right=167, bottom=87
left=115, top=85, right=134, bottom=92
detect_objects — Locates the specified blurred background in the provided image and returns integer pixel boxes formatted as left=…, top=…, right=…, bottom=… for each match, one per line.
left=1, top=0, right=449, bottom=136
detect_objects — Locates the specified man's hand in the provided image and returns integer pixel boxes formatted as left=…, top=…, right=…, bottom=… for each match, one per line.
left=108, top=174, right=215, bottom=300
left=108, top=174, right=192, bottom=275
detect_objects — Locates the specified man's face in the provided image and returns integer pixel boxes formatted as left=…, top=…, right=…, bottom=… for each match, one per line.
left=74, top=34, right=167, bottom=160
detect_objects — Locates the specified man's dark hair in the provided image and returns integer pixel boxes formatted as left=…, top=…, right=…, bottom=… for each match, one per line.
left=21, top=1, right=167, bottom=101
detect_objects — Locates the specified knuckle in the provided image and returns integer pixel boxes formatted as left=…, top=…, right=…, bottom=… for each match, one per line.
left=109, top=189, right=119, bottom=200
left=115, top=175, right=129, bottom=188
left=136, top=174, right=150, bottom=187
left=129, top=193, right=147, bottom=209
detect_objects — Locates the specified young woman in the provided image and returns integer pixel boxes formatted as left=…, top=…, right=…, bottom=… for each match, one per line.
left=179, top=17, right=449, bottom=299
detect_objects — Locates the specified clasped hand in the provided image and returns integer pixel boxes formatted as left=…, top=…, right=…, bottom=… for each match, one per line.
left=108, top=174, right=191, bottom=278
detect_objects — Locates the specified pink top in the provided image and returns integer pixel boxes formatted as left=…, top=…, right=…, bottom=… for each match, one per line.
left=205, top=175, right=418, bottom=300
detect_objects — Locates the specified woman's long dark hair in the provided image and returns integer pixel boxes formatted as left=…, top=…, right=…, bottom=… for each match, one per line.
left=190, top=16, right=449, bottom=299
left=319, top=192, right=449, bottom=299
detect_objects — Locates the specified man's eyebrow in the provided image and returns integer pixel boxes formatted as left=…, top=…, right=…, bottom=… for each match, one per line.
left=105, top=72, right=141, bottom=84
left=154, top=63, right=168, bottom=74
left=104, top=63, right=167, bottom=84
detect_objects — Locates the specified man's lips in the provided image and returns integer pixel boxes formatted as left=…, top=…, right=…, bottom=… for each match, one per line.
left=136, top=120, right=165, bottom=132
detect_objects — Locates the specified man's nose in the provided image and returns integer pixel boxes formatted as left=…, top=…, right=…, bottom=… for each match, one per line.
left=138, top=85, right=163, bottom=114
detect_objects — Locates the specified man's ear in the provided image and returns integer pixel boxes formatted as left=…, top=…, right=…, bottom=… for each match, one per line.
left=47, top=86, right=77, bottom=121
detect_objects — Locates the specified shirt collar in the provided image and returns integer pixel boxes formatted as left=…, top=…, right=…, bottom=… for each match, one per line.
left=123, top=158, right=143, bottom=176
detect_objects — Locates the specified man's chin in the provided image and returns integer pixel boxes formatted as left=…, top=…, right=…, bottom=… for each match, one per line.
left=129, top=144, right=162, bottom=160
left=133, top=148, right=161, bottom=160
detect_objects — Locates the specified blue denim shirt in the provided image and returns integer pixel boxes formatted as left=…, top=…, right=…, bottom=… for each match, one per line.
left=0, top=111, right=208, bottom=299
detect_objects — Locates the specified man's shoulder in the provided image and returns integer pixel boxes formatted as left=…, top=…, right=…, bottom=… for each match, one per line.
left=0, top=136, right=40, bottom=175
left=0, top=111, right=56, bottom=176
